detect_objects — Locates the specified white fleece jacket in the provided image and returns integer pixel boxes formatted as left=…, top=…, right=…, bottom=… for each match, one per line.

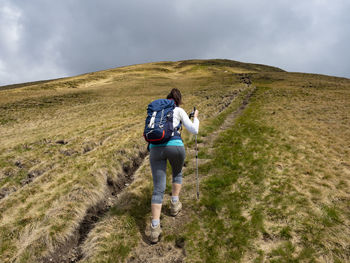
left=173, top=107, right=199, bottom=135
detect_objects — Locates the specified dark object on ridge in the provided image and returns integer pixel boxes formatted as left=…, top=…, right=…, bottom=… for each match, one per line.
left=55, top=139, right=68, bottom=145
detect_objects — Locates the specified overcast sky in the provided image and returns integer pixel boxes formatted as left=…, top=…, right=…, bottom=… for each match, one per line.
left=0, top=0, right=349, bottom=86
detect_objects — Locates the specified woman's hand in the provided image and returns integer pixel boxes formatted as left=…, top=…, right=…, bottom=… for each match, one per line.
left=194, top=110, right=199, bottom=118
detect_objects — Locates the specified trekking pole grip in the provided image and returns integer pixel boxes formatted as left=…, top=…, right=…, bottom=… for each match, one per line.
left=189, top=106, right=196, bottom=119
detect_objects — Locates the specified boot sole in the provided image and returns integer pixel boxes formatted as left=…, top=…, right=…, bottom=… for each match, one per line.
left=170, top=208, right=182, bottom=217
left=150, top=233, right=162, bottom=244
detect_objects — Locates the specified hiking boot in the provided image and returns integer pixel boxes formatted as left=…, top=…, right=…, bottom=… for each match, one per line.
left=170, top=200, right=182, bottom=216
left=150, top=223, right=162, bottom=244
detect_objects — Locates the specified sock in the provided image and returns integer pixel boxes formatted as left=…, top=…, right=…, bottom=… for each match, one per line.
left=152, top=219, right=160, bottom=227
left=171, top=196, right=179, bottom=203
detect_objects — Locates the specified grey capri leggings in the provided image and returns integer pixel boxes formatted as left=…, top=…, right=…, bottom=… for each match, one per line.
left=150, top=146, right=186, bottom=204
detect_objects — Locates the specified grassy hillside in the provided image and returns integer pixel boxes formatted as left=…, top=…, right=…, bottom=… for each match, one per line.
left=0, top=59, right=349, bottom=262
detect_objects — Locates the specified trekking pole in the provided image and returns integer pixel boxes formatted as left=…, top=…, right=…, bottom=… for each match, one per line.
left=189, top=107, right=199, bottom=200
left=195, top=131, right=199, bottom=200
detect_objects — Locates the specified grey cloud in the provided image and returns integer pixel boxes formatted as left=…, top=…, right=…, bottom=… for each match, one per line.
left=0, top=0, right=349, bottom=85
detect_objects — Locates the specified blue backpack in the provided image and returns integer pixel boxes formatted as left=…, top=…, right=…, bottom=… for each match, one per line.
left=144, top=99, right=177, bottom=144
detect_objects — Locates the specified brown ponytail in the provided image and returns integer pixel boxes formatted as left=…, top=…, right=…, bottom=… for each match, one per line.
left=166, top=88, right=182, bottom=106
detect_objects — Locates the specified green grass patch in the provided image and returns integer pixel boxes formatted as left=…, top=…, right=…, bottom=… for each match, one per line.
left=321, top=205, right=342, bottom=227
left=183, top=86, right=279, bottom=261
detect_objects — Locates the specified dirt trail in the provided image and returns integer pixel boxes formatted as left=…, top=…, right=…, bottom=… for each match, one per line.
left=126, top=85, right=256, bottom=263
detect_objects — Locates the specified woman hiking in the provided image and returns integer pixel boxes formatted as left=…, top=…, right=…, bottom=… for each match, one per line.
left=148, top=88, right=199, bottom=243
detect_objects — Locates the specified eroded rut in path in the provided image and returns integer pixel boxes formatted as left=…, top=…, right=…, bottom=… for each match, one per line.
left=41, top=149, right=148, bottom=263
